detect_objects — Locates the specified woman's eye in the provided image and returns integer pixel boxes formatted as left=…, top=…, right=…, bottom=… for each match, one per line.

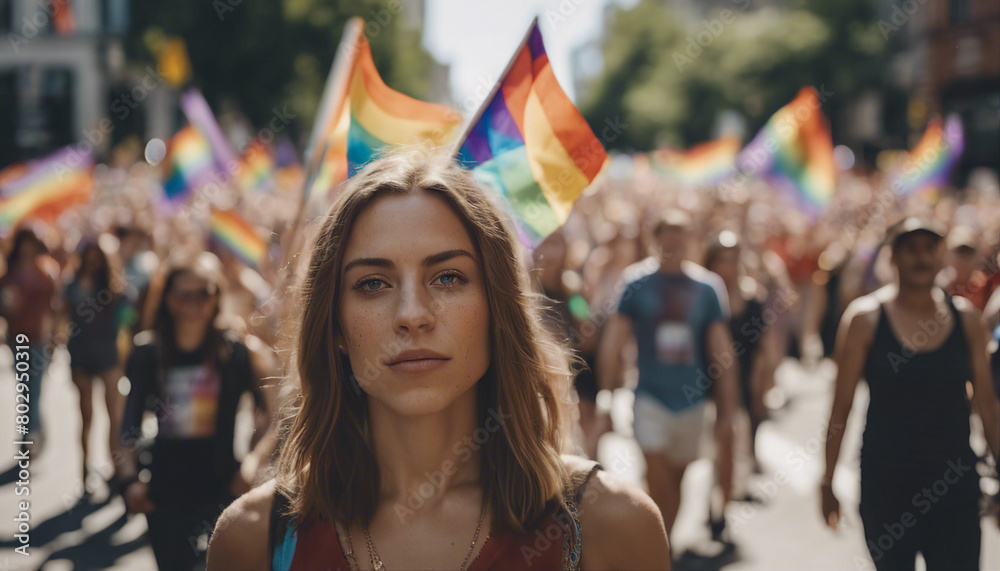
left=435, top=272, right=467, bottom=287
left=354, top=278, right=387, bottom=292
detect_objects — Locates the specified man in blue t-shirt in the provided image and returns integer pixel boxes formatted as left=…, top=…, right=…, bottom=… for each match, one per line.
left=598, top=209, right=738, bottom=540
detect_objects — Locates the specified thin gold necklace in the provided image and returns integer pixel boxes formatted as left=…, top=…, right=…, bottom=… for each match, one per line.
left=349, top=505, right=488, bottom=571
left=344, top=521, right=363, bottom=571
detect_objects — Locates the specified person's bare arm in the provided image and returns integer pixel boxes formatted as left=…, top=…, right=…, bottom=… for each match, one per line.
left=117, top=336, right=156, bottom=513
left=750, top=320, right=781, bottom=421
left=597, top=313, right=633, bottom=392
left=984, top=285, right=1000, bottom=332
left=821, top=296, right=877, bottom=529
left=579, top=470, right=670, bottom=570
left=240, top=336, right=282, bottom=487
left=207, top=479, right=275, bottom=571
left=706, top=320, right=738, bottom=505
left=801, top=276, right=829, bottom=367
left=956, top=298, right=1000, bottom=463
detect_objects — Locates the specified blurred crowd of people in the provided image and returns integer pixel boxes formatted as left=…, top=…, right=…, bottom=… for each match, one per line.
left=2, top=146, right=999, bottom=568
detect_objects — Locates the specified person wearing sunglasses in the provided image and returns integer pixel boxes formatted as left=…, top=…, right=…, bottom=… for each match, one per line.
left=207, top=151, right=670, bottom=570
left=118, top=251, right=279, bottom=570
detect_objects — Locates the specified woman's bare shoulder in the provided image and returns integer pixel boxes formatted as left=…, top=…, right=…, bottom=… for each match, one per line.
left=561, top=453, right=599, bottom=476
left=577, top=468, right=670, bottom=570
left=207, top=479, right=276, bottom=571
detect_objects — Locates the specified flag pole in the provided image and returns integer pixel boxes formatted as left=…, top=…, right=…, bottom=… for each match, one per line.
left=303, top=17, right=364, bottom=174
left=278, top=18, right=363, bottom=276
left=450, top=16, right=539, bottom=159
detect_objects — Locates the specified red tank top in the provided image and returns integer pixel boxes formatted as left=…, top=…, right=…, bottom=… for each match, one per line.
left=270, top=464, right=601, bottom=571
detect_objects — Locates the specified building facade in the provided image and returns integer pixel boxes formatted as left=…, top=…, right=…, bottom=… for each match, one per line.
left=920, top=0, right=1000, bottom=171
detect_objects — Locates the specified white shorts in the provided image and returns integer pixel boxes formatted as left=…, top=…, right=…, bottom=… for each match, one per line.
left=633, top=393, right=706, bottom=464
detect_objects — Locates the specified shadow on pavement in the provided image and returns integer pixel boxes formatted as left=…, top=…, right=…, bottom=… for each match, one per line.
left=1, top=493, right=113, bottom=550
left=0, top=462, right=23, bottom=488
left=674, top=541, right=741, bottom=571
left=39, top=511, right=149, bottom=570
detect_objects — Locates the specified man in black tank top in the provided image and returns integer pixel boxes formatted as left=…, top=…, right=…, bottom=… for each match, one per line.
left=820, top=218, right=1000, bottom=570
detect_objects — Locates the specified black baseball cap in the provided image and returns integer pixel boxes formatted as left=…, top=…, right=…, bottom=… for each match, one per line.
left=884, top=217, right=946, bottom=251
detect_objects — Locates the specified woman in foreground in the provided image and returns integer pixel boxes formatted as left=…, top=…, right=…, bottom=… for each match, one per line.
left=207, top=151, right=670, bottom=570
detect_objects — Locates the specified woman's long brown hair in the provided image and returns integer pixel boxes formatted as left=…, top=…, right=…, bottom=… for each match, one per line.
left=274, top=150, right=574, bottom=532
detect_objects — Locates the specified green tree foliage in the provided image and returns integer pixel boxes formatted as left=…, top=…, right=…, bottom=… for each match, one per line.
left=582, top=0, right=892, bottom=152
left=126, top=0, right=434, bottom=143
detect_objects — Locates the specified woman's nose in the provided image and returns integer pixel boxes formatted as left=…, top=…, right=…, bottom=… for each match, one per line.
left=393, top=280, right=435, bottom=333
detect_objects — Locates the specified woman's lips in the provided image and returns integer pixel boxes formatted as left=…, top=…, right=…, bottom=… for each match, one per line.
left=388, top=358, right=450, bottom=374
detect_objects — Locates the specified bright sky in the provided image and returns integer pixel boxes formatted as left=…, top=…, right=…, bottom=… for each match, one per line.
left=423, top=0, right=636, bottom=112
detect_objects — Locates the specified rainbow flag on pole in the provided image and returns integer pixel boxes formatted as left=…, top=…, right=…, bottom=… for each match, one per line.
left=737, top=87, right=835, bottom=216
left=651, top=136, right=740, bottom=186
left=238, top=139, right=275, bottom=193
left=163, top=125, right=216, bottom=200
left=455, top=19, right=608, bottom=246
left=307, top=18, right=462, bottom=203
left=0, top=146, right=93, bottom=230
left=209, top=208, right=268, bottom=268
left=893, top=114, right=964, bottom=196
left=181, top=88, right=239, bottom=169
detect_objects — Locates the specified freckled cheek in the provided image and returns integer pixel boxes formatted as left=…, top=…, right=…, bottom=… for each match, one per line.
left=343, top=306, right=392, bottom=357
left=450, top=296, right=491, bottom=362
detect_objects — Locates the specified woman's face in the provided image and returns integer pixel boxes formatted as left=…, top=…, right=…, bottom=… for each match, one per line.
left=83, top=246, right=104, bottom=273
left=710, top=247, right=740, bottom=285
left=338, top=191, right=491, bottom=417
left=166, top=272, right=218, bottom=327
left=17, top=237, right=43, bottom=263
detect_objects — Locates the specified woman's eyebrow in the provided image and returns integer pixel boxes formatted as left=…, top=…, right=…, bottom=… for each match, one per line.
left=424, top=249, right=476, bottom=267
left=343, top=249, right=476, bottom=274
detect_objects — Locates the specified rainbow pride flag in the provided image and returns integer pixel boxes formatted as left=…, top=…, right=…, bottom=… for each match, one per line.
left=0, top=146, right=93, bottom=230
left=893, top=114, right=964, bottom=196
left=163, top=125, right=217, bottom=200
left=0, top=163, right=28, bottom=189
left=737, top=87, right=835, bottom=216
left=652, top=136, right=740, bottom=186
left=455, top=20, right=608, bottom=245
left=209, top=208, right=268, bottom=268
left=181, top=88, right=239, bottom=168
left=273, top=137, right=304, bottom=192
left=239, top=139, right=275, bottom=193
left=308, top=19, right=462, bottom=203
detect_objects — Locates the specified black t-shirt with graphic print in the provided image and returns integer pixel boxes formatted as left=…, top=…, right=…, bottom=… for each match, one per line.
left=122, top=332, right=253, bottom=504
